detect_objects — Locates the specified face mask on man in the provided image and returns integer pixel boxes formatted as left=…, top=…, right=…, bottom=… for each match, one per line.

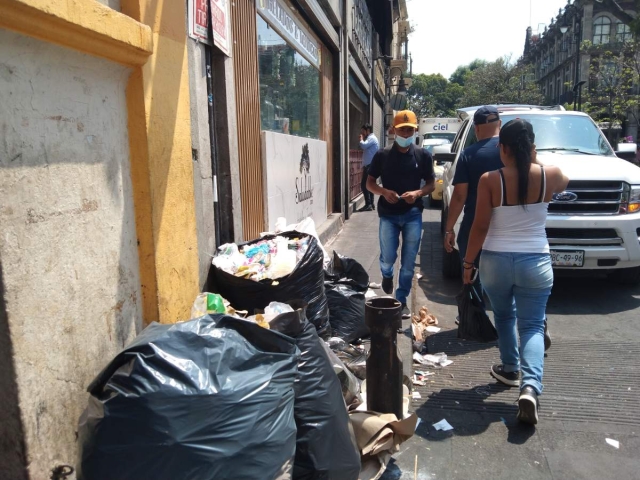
left=395, top=133, right=415, bottom=149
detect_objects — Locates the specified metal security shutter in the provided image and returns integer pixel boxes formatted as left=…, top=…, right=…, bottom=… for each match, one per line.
left=373, top=100, right=384, bottom=146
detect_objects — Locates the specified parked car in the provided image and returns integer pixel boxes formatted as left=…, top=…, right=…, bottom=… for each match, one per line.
left=423, top=139, right=451, bottom=206
left=435, top=105, right=640, bottom=284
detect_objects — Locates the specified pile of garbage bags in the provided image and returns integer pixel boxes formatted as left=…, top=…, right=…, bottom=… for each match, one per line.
left=77, top=302, right=361, bottom=480
left=77, top=220, right=418, bottom=480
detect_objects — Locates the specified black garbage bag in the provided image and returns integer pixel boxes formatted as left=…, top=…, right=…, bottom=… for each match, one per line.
left=456, top=285, right=499, bottom=343
left=324, top=252, right=369, bottom=290
left=77, top=315, right=300, bottom=480
left=207, top=232, right=330, bottom=338
left=270, top=300, right=361, bottom=480
left=324, top=252, right=370, bottom=343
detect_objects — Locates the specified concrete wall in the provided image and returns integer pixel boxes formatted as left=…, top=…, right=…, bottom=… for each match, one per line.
left=187, top=39, right=217, bottom=288
left=0, top=28, right=142, bottom=478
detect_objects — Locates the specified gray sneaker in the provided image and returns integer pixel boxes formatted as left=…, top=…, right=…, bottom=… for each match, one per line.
left=401, top=304, right=411, bottom=319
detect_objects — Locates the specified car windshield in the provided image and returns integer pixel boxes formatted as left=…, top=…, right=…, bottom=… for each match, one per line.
left=500, top=114, right=615, bottom=156
left=425, top=132, right=456, bottom=141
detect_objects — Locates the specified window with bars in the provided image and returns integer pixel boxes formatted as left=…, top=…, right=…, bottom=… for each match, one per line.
left=593, top=16, right=611, bottom=45
left=616, top=23, right=632, bottom=43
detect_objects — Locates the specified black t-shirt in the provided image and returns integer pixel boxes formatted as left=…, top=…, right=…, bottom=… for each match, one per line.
left=452, top=137, right=503, bottom=226
left=368, top=144, right=435, bottom=216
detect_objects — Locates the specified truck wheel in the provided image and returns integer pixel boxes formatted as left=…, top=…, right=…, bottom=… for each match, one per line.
left=611, top=266, right=640, bottom=285
left=442, top=246, right=461, bottom=278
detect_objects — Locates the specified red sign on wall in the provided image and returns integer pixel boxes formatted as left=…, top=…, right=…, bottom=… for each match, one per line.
left=187, top=0, right=231, bottom=56
left=188, top=0, right=210, bottom=44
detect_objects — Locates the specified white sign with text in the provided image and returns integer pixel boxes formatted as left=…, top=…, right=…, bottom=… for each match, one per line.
left=262, top=131, right=327, bottom=231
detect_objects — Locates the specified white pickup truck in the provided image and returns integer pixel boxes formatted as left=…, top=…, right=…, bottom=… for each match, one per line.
left=435, top=105, right=640, bottom=284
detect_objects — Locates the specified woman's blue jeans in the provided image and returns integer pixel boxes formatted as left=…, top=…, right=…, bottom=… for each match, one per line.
left=479, top=251, right=553, bottom=395
left=379, top=207, right=423, bottom=305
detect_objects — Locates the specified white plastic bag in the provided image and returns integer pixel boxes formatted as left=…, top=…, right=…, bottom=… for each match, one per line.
left=269, top=237, right=298, bottom=279
left=275, top=217, right=330, bottom=267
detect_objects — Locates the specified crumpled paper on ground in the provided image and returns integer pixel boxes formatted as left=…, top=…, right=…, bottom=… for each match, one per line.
left=349, top=411, right=419, bottom=480
left=411, top=306, right=439, bottom=342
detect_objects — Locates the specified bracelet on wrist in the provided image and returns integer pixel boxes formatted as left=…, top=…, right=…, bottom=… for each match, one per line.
left=445, top=230, right=454, bottom=235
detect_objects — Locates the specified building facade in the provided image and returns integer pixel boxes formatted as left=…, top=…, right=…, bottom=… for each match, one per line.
left=523, top=0, right=637, bottom=142
left=0, top=0, right=409, bottom=477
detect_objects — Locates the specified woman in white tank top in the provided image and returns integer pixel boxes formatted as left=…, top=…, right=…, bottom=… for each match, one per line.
left=462, top=119, right=569, bottom=425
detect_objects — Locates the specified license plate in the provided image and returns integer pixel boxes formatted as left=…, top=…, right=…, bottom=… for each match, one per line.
left=551, top=250, right=584, bottom=267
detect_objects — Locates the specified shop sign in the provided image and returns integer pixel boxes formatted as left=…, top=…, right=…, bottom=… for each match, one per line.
left=351, top=0, right=372, bottom=70
left=188, top=0, right=211, bottom=44
left=211, top=0, right=232, bottom=56
left=262, top=132, right=327, bottom=230
left=187, top=0, right=232, bottom=56
left=257, top=0, right=321, bottom=69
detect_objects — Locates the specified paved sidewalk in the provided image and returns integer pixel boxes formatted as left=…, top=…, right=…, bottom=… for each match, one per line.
left=326, top=204, right=640, bottom=480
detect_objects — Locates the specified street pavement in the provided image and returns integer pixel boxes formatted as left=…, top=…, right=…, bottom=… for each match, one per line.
left=326, top=201, right=640, bottom=480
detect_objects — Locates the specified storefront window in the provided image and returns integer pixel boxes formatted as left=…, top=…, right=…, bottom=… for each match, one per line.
left=257, top=15, right=320, bottom=139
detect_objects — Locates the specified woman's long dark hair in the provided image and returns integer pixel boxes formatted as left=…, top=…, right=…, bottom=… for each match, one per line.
left=499, top=119, right=536, bottom=206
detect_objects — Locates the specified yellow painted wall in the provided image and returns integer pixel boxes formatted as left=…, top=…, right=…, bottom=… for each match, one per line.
left=122, top=0, right=201, bottom=323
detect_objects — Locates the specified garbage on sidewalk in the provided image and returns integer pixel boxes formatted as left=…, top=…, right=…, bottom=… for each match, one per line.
left=411, top=306, right=439, bottom=353
left=324, top=252, right=370, bottom=343
left=411, top=370, right=434, bottom=386
left=327, top=337, right=368, bottom=380
left=77, top=315, right=300, bottom=480
left=207, top=231, right=331, bottom=337
left=323, top=341, right=363, bottom=407
left=270, top=300, right=361, bottom=479
left=349, top=412, right=419, bottom=480
left=413, top=351, right=453, bottom=368
left=456, top=284, right=498, bottom=343
left=432, top=418, right=454, bottom=432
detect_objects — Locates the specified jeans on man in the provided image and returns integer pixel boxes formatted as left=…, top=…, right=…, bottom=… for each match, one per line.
left=379, top=207, right=423, bottom=305
left=480, top=251, right=553, bottom=395
left=457, top=216, right=484, bottom=295
left=361, top=165, right=374, bottom=206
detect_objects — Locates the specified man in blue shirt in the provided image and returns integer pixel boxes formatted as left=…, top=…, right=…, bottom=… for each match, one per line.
left=444, top=106, right=503, bottom=294
left=359, top=123, right=380, bottom=211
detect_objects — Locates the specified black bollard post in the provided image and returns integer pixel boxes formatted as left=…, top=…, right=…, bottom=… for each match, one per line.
left=365, top=297, right=403, bottom=419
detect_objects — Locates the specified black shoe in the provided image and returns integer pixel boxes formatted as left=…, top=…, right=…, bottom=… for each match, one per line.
left=517, top=386, right=539, bottom=425
left=401, top=304, right=410, bottom=319
left=544, top=318, right=551, bottom=352
left=490, top=364, right=521, bottom=387
left=382, top=276, right=393, bottom=295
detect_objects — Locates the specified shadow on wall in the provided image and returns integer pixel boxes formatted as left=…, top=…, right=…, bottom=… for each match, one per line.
left=0, top=261, right=29, bottom=480
left=0, top=29, right=143, bottom=475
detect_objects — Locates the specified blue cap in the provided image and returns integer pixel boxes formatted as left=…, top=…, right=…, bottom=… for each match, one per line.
left=473, top=106, right=500, bottom=125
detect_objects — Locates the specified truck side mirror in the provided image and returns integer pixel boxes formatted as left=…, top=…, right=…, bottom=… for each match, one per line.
left=615, top=142, right=637, bottom=162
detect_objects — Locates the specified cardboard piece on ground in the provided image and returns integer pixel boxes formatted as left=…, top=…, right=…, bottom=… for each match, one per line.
left=350, top=411, right=419, bottom=480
